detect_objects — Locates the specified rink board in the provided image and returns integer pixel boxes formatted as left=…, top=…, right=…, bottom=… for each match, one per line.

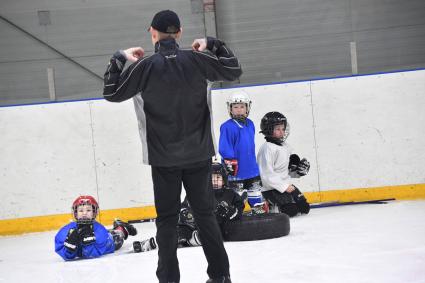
left=1, top=69, right=425, bottom=234
left=1, top=183, right=424, bottom=235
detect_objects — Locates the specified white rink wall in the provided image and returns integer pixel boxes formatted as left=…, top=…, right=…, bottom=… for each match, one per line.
left=1, top=69, right=424, bottom=220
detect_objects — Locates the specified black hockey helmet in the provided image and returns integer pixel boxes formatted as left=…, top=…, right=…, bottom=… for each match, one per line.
left=211, top=162, right=228, bottom=189
left=260, top=111, right=288, bottom=136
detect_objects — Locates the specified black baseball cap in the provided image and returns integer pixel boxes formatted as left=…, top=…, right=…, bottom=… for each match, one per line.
left=150, top=10, right=181, bottom=34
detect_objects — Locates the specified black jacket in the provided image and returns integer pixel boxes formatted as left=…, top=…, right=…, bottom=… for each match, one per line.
left=103, top=37, right=242, bottom=166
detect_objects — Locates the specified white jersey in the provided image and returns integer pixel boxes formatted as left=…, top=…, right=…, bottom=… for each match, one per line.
left=257, top=141, right=297, bottom=193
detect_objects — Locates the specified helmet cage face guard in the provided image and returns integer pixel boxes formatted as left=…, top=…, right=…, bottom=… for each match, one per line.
left=72, top=196, right=99, bottom=224
left=212, top=173, right=224, bottom=189
left=260, top=112, right=290, bottom=142
left=279, top=123, right=290, bottom=142
left=226, top=92, right=252, bottom=119
left=211, top=163, right=228, bottom=189
left=227, top=102, right=251, bottom=119
left=264, top=122, right=290, bottom=143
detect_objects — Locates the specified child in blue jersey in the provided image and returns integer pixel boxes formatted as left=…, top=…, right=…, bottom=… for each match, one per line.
left=219, top=91, right=266, bottom=212
left=55, top=195, right=137, bottom=260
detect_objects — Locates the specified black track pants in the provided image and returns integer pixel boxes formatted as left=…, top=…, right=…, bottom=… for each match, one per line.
left=151, top=160, right=230, bottom=283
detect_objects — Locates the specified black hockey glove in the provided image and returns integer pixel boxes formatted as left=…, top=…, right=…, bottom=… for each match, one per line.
left=215, top=201, right=230, bottom=220
left=288, top=154, right=310, bottom=178
left=288, top=154, right=301, bottom=178
left=78, top=224, right=96, bottom=245
left=225, top=205, right=239, bottom=221
left=64, top=228, right=80, bottom=252
left=215, top=201, right=238, bottom=222
left=289, top=154, right=300, bottom=170
left=297, top=158, right=310, bottom=176
left=223, top=159, right=238, bottom=176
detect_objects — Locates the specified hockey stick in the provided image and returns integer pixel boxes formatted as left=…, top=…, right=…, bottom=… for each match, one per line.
left=310, top=198, right=395, bottom=209
left=127, top=199, right=396, bottom=222
left=128, top=218, right=156, bottom=224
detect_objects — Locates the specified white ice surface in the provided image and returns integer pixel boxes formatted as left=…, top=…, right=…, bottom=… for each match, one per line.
left=1, top=200, right=425, bottom=283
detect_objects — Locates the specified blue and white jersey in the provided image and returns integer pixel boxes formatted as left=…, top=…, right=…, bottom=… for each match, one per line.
left=55, top=221, right=115, bottom=261
left=219, top=118, right=260, bottom=181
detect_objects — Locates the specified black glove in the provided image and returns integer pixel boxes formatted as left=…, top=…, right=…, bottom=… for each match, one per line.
left=226, top=205, right=238, bottom=221
left=288, top=154, right=310, bottom=178
left=78, top=224, right=96, bottom=245
left=215, top=201, right=238, bottom=222
left=64, top=228, right=80, bottom=252
left=215, top=201, right=230, bottom=220
left=297, top=158, right=310, bottom=176
left=288, top=154, right=300, bottom=170
left=224, top=159, right=238, bottom=176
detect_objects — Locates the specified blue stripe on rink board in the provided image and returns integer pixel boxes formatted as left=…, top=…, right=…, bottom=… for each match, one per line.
left=1, top=68, right=425, bottom=108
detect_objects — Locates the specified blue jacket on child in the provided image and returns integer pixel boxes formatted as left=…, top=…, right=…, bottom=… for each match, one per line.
left=55, top=221, right=115, bottom=260
left=219, top=118, right=260, bottom=181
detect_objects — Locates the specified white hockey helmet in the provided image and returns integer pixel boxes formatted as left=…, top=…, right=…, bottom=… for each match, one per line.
left=226, top=90, right=252, bottom=118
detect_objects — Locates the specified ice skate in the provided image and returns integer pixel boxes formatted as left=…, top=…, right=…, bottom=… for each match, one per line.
left=113, top=219, right=137, bottom=239
left=206, top=275, right=232, bottom=283
left=133, top=237, right=157, bottom=253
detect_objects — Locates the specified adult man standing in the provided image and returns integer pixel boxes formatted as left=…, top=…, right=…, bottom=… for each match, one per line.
left=103, top=10, right=241, bottom=283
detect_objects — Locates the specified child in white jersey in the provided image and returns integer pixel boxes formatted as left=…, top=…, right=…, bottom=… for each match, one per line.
left=256, top=112, right=310, bottom=217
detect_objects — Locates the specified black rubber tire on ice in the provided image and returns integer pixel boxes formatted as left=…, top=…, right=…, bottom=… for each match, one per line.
left=223, top=213, right=290, bottom=242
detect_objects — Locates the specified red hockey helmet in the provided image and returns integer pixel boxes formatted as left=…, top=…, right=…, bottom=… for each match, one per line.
left=72, top=195, right=99, bottom=222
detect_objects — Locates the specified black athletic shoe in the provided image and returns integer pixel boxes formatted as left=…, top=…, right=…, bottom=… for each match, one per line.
left=206, top=276, right=232, bottom=283
left=113, top=219, right=137, bottom=239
